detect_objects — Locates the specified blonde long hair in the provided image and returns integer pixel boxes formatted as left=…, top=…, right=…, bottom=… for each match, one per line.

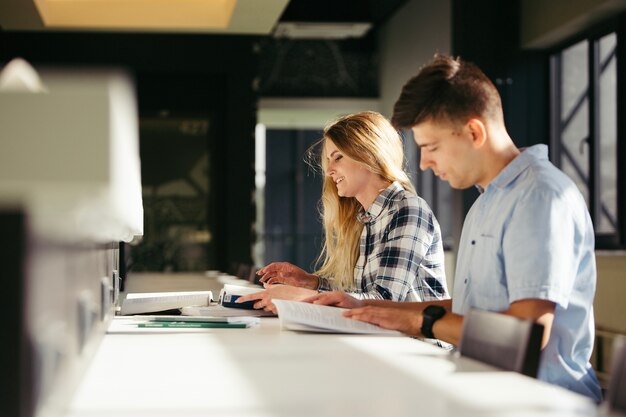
left=311, top=111, right=416, bottom=290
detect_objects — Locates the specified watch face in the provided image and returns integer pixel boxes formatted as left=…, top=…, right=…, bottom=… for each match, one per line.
left=424, top=305, right=446, bottom=319
left=421, top=305, right=446, bottom=339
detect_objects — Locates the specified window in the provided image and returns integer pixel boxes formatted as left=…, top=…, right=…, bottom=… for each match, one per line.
left=130, top=116, right=215, bottom=271
left=550, top=29, right=621, bottom=247
left=255, top=127, right=325, bottom=270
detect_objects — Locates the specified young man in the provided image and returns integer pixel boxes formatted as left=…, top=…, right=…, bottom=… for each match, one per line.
left=307, top=54, right=602, bottom=401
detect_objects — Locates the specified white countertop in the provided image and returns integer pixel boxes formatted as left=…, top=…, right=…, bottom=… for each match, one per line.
left=64, top=316, right=598, bottom=417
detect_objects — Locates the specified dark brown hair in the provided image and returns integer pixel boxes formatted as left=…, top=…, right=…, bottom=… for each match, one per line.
left=391, top=54, right=503, bottom=129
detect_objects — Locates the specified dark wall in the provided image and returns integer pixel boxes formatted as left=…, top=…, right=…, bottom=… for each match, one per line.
left=0, top=32, right=259, bottom=271
left=452, top=0, right=549, bottom=216
left=258, top=36, right=378, bottom=97
left=0, top=211, right=26, bottom=417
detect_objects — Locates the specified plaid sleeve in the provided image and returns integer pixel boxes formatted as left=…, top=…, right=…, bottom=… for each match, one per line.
left=348, top=200, right=446, bottom=301
left=317, top=276, right=332, bottom=291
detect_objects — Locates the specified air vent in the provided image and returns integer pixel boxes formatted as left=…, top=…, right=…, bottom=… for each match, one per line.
left=273, top=22, right=372, bottom=39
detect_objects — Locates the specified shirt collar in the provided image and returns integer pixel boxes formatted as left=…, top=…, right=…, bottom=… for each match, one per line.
left=356, top=181, right=404, bottom=224
left=485, top=144, right=548, bottom=192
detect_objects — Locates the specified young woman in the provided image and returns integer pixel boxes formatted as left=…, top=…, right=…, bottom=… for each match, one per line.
left=237, top=111, right=448, bottom=312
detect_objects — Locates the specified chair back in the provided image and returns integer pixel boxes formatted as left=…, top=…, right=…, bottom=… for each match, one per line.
left=607, top=337, right=626, bottom=412
left=459, top=309, right=544, bottom=378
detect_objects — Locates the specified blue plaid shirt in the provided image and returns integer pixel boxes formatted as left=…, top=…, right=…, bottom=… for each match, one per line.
left=319, top=182, right=448, bottom=301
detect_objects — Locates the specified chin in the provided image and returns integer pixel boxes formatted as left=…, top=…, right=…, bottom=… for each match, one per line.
left=449, top=180, right=472, bottom=190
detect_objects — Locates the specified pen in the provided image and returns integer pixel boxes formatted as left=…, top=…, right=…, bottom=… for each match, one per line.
left=138, top=322, right=249, bottom=329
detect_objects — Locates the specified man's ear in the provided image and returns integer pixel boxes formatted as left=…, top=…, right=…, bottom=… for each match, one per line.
left=466, top=118, right=487, bottom=149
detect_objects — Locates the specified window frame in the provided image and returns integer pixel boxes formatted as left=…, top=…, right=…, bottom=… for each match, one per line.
left=549, top=16, right=625, bottom=249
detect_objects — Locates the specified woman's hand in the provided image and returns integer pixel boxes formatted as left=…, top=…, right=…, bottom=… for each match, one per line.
left=235, top=285, right=318, bottom=314
left=303, top=291, right=364, bottom=309
left=257, top=262, right=319, bottom=290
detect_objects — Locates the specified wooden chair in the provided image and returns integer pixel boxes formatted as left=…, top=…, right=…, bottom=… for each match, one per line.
left=459, top=308, right=544, bottom=378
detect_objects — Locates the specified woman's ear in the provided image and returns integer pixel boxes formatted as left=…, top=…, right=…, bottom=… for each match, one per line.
left=466, top=118, right=487, bottom=149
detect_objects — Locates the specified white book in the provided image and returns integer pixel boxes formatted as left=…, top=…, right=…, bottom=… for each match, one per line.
left=119, top=291, right=213, bottom=315
left=272, top=300, right=402, bottom=335
left=218, top=284, right=262, bottom=304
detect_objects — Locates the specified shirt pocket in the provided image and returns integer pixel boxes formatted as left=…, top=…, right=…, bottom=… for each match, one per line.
left=467, top=233, right=510, bottom=311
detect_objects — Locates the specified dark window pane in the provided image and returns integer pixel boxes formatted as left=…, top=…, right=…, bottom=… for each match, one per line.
left=131, top=117, right=213, bottom=271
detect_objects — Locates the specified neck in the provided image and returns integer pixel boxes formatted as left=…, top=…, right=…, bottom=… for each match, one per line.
left=357, top=178, right=392, bottom=210
left=477, top=134, right=519, bottom=188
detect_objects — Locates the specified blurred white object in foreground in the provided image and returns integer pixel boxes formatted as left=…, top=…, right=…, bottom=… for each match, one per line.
left=0, top=58, right=143, bottom=242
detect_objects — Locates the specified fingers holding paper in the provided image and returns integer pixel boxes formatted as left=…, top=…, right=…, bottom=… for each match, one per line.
left=344, top=306, right=423, bottom=337
left=236, top=285, right=318, bottom=314
left=257, top=262, right=319, bottom=290
left=303, top=291, right=364, bottom=309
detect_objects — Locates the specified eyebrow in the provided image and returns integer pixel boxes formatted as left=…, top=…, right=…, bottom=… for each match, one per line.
left=416, top=142, right=435, bottom=149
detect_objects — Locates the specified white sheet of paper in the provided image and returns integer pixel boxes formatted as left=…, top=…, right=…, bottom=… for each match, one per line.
left=273, top=300, right=401, bottom=335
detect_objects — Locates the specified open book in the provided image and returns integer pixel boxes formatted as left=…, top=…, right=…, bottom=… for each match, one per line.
left=272, top=300, right=402, bottom=335
left=119, top=291, right=213, bottom=315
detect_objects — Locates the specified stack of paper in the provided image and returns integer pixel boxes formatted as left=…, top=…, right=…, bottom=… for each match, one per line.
left=181, top=305, right=275, bottom=317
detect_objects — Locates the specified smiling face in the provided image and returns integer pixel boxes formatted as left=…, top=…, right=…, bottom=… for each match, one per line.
left=324, top=138, right=376, bottom=201
left=412, top=119, right=480, bottom=190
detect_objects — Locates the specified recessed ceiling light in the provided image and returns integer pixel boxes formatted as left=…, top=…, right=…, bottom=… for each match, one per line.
left=33, top=0, right=237, bottom=30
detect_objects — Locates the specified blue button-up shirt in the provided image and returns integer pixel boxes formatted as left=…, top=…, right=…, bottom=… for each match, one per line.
left=452, top=145, right=601, bottom=401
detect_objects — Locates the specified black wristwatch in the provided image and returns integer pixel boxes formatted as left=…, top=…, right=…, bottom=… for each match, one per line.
left=421, top=305, right=446, bottom=339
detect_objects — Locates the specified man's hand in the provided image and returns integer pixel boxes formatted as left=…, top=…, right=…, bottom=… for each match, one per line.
left=344, top=306, right=424, bottom=336
left=257, top=262, right=319, bottom=290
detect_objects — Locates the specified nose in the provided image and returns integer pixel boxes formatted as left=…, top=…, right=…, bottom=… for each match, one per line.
left=326, top=161, right=335, bottom=177
left=419, top=151, right=433, bottom=172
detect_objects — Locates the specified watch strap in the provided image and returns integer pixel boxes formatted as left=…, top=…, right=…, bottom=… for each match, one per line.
left=421, top=305, right=446, bottom=339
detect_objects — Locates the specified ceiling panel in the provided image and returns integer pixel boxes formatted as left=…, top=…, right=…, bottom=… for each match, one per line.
left=0, top=0, right=289, bottom=34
